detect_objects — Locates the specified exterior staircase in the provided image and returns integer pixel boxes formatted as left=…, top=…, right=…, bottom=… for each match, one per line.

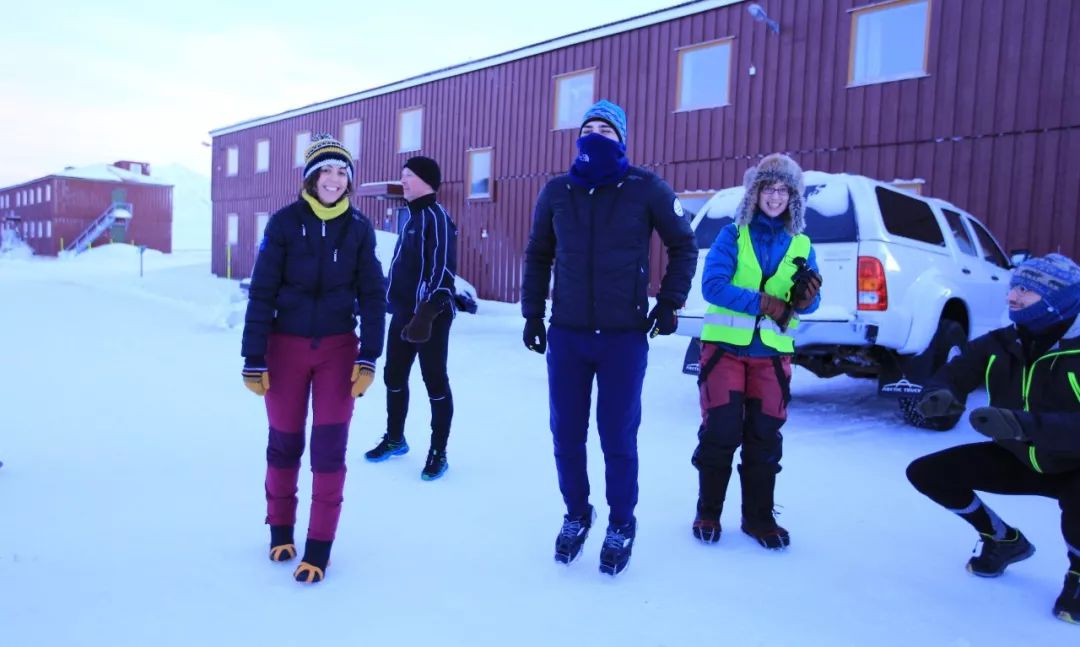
left=65, top=202, right=133, bottom=254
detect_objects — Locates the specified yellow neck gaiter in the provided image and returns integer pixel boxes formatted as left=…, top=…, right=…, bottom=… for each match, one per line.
left=301, top=190, right=349, bottom=221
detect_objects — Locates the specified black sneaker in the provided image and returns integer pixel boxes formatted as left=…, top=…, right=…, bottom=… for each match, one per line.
left=365, top=434, right=408, bottom=462
left=966, top=528, right=1035, bottom=577
left=554, top=506, right=596, bottom=564
left=420, top=448, right=448, bottom=481
left=1054, top=570, right=1080, bottom=624
left=599, top=518, right=637, bottom=576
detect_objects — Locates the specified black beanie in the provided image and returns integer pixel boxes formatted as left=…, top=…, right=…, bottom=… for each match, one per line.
left=403, top=156, right=441, bottom=191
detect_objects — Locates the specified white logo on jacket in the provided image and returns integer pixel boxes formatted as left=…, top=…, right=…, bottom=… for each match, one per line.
left=673, top=198, right=684, bottom=218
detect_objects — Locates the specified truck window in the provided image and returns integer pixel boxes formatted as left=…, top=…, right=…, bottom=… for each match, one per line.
left=803, top=183, right=857, bottom=243
left=942, top=209, right=977, bottom=256
left=876, top=186, right=945, bottom=246
left=968, top=218, right=1011, bottom=269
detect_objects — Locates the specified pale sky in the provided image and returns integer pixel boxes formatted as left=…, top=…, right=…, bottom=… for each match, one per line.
left=0, top=0, right=678, bottom=187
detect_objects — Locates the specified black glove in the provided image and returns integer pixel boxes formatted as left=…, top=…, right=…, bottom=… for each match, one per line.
left=523, top=318, right=546, bottom=354
left=916, top=388, right=965, bottom=419
left=969, top=407, right=1027, bottom=441
left=645, top=299, right=680, bottom=338
left=401, top=301, right=442, bottom=344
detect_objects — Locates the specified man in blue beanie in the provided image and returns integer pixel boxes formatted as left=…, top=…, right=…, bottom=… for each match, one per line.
left=520, top=99, right=696, bottom=576
left=906, top=253, right=1080, bottom=624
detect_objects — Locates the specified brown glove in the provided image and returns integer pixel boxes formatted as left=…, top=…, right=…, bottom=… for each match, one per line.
left=791, top=273, right=822, bottom=310
left=401, top=301, right=443, bottom=344
left=759, top=293, right=794, bottom=331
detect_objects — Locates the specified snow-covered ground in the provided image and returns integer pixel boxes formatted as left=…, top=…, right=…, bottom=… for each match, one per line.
left=0, top=245, right=1073, bottom=646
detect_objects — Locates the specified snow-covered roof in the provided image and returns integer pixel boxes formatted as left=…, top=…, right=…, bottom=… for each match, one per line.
left=52, top=164, right=173, bottom=186
left=209, top=0, right=740, bottom=137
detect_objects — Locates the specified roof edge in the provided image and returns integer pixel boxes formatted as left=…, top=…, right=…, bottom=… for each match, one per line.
left=209, top=0, right=741, bottom=137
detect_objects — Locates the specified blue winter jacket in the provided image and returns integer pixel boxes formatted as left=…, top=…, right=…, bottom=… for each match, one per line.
left=702, top=212, right=821, bottom=356
left=521, top=166, right=697, bottom=331
left=241, top=199, right=386, bottom=362
left=385, top=194, right=458, bottom=316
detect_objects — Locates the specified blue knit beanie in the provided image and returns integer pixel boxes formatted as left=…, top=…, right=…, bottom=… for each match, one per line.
left=1009, top=253, right=1080, bottom=330
left=581, top=100, right=627, bottom=144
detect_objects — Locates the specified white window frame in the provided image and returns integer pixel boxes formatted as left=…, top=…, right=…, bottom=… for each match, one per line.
left=466, top=148, right=494, bottom=200
left=226, top=146, right=239, bottom=176
left=255, top=139, right=270, bottom=173
left=676, top=38, right=734, bottom=111
left=255, top=212, right=269, bottom=254
left=553, top=69, right=596, bottom=131
left=46, top=221, right=52, bottom=238
left=36, top=187, right=42, bottom=203
left=295, top=131, right=311, bottom=168
left=848, top=0, right=932, bottom=87
left=397, top=108, right=423, bottom=153
left=45, top=185, right=51, bottom=202
left=341, top=120, right=362, bottom=161
left=227, top=213, right=238, bottom=246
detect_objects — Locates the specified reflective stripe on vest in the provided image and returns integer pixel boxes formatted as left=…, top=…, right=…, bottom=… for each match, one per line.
left=701, top=225, right=810, bottom=353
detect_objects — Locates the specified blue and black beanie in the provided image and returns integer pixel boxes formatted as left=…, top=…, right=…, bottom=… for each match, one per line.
left=1009, top=253, right=1080, bottom=331
left=581, top=100, right=627, bottom=144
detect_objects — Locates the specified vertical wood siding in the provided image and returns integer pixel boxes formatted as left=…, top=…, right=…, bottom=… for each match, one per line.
left=212, top=0, right=1079, bottom=300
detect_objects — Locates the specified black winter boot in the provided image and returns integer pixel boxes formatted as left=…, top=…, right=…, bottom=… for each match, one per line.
left=1054, top=570, right=1080, bottom=624
left=739, top=464, right=790, bottom=550
left=966, top=528, right=1035, bottom=577
left=269, top=525, right=296, bottom=562
left=554, top=505, right=596, bottom=564
left=294, top=539, right=332, bottom=584
left=692, top=465, right=731, bottom=544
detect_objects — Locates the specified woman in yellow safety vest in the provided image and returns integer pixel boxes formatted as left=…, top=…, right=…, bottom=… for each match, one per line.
left=691, top=153, right=821, bottom=550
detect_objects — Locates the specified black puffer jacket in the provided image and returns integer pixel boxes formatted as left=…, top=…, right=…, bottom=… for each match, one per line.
left=241, top=199, right=386, bottom=362
left=928, top=320, right=1080, bottom=474
left=521, top=166, right=696, bottom=331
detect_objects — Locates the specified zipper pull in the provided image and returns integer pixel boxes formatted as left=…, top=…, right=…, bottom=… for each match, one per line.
left=322, top=221, right=326, bottom=237
left=301, top=224, right=306, bottom=236
left=333, top=249, right=338, bottom=262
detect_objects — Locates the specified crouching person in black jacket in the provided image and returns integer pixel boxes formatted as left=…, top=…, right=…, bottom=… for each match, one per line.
left=364, top=156, right=458, bottom=482
left=906, top=254, right=1080, bottom=624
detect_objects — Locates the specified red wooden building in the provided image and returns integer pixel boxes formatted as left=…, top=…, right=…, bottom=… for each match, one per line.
left=209, top=0, right=1079, bottom=302
left=0, top=161, right=174, bottom=255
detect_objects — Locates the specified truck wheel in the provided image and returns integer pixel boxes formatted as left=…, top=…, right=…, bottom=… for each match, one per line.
left=898, top=319, right=967, bottom=431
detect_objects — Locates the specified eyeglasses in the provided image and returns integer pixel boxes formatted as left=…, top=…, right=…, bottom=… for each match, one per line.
left=761, top=186, right=790, bottom=197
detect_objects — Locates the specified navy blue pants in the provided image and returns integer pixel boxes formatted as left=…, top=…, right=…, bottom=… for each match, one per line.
left=546, top=324, right=648, bottom=526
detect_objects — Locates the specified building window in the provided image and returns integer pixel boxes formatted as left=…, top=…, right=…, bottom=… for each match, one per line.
left=398, top=108, right=423, bottom=153
left=227, top=213, right=238, bottom=246
left=226, top=146, right=239, bottom=176
left=553, top=69, right=595, bottom=130
left=849, top=0, right=931, bottom=86
left=36, top=187, right=42, bottom=203
left=467, top=148, right=493, bottom=199
left=342, top=120, right=361, bottom=161
left=45, top=185, right=51, bottom=202
left=255, top=139, right=270, bottom=173
left=46, top=221, right=52, bottom=238
left=255, top=212, right=269, bottom=254
left=676, top=39, right=733, bottom=111
left=295, top=131, right=311, bottom=168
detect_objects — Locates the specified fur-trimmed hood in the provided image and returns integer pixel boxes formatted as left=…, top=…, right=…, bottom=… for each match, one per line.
left=734, top=153, right=806, bottom=236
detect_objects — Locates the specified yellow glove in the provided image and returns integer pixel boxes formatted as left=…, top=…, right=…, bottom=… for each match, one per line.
left=242, top=357, right=270, bottom=396
left=351, top=360, right=376, bottom=398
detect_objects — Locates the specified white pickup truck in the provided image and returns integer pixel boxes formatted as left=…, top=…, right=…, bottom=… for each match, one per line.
left=676, top=172, right=1016, bottom=430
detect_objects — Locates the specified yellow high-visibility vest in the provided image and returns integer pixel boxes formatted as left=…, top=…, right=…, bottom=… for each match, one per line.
left=701, top=225, right=810, bottom=353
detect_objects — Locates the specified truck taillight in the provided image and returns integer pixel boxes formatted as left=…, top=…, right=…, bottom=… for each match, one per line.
left=857, top=257, right=888, bottom=311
